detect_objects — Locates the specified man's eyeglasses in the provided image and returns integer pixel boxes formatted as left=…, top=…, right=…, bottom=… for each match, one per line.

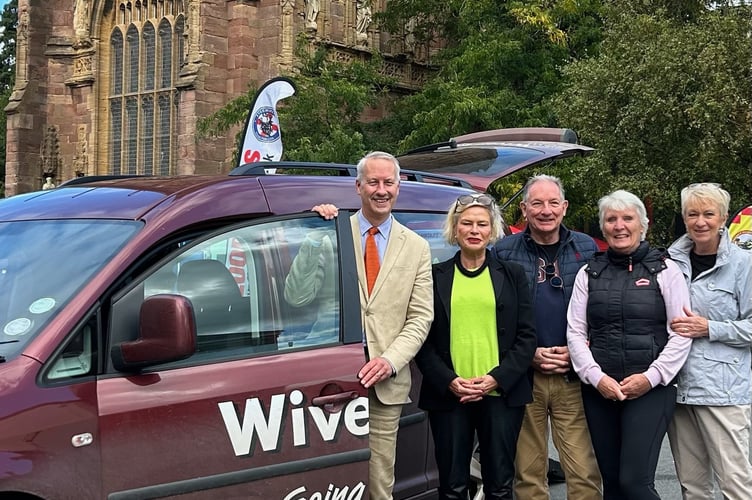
left=543, top=262, right=563, bottom=289
left=455, top=194, right=495, bottom=212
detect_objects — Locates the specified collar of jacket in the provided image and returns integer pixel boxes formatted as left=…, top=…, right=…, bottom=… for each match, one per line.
left=521, top=223, right=573, bottom=251
left=434, top=249, right=501, bottom=274
left=669, top=226, right=734, bottom=268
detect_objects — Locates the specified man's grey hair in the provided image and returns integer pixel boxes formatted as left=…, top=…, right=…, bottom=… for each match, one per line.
left=522, top=174, right=566, bottom=202
left=356, top=151, right=401, bottom=182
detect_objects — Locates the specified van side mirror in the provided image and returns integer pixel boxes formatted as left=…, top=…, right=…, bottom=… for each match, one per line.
left=111, top=294, right=197, bottom=371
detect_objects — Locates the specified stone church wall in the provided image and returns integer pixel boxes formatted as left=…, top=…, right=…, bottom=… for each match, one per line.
left=4, top=0, right=435, bottom=196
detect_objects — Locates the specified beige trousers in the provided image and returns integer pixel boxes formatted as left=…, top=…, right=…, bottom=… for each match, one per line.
left=368, top=390, right=403, bottom=500
left=668, top=403, right=752, bottom=500
left=514, top=372, right=602, bottom=500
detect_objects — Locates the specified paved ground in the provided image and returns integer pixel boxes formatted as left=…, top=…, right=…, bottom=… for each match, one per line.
left=548, top=435, right=737, bottom=499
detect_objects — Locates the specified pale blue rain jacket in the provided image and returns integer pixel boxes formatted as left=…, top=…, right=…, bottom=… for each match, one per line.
left=668, top=229, right=752, bottom=405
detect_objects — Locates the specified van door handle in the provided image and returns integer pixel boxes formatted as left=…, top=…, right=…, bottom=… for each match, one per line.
left=312, top=391, right=358, bottom=407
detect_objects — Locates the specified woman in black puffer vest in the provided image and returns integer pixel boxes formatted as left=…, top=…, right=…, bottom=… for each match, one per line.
left=566, top=190, right=693, bottom=500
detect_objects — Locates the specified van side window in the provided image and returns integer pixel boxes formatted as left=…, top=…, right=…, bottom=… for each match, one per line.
left=44, top=315, right=98, bottom=382
left=112, top=217, right=341, bottom=367
left=280, top=218, right=339, bottom=348
left=394, top=212, right=457, bottom=263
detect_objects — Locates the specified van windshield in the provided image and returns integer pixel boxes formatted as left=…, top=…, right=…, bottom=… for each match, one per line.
left=0, top=219, right=141, bottom=359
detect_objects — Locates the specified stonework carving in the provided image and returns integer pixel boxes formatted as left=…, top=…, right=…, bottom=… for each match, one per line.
left=355, top=0, right=372, bottom=46
left=67, top=49, right=95, bottom=87
left=328, top=47, right=434, bottom=89
left=382, top=61, right=406, bottom=80
left=73, top=55, right=92, bottom=77
left=72, top=125, right=89, bottom=177
left=185, top=0, right=201, bottom=67
left=176, top=0, right=201, bottom=83
left=73, top=0, right=92, bottom=48
left=404, top=17, right=416, bottom=55
left=329, top=48, right=355, bottom=64
left=16, top=6, right=29, bottom=84
left=412, top=66, right=432, bottom=86
left=279, top=0, right=296, bottom=70
left=305, top=0, right=320, bottom=31
left=281, top=0, right=294, bottom=13
left=40, top=126, right=61, bottom=186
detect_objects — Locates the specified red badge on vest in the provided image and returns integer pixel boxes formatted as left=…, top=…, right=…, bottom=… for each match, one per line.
left=634, top=278, right=651, bottom=286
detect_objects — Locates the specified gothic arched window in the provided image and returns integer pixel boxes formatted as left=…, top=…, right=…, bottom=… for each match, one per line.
left=106, top=1, right=185, bottom=176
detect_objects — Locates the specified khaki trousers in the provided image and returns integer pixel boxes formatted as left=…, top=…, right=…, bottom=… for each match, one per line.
left=514, top=372, right=602, bottom=500
left=668, top=403, right=752, bottom=500
left=368, top=390, right=403, bottom=500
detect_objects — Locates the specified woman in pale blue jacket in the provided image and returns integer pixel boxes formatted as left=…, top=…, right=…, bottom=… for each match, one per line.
left=667, top=182, right=752, bottom=500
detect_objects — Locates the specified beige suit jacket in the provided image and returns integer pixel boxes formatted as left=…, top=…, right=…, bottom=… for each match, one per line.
left=351, top=214, right=433, bottom=405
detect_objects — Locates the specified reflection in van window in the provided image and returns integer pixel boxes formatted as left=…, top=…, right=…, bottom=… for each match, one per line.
left=282, top=219, right=339, bottom=348
left=394, top=212, right=458, bottom=263
left=0, top=220, right=140, bottom=359
left=141, top=217, right=340, bottom=359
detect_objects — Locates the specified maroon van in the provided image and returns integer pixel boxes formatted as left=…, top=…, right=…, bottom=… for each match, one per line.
left=0, top=165, right=473, bottom=500
left=0, top=130, right=593, bottom=499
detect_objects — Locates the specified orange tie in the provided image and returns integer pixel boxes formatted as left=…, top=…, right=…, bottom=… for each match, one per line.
left=365, top=226, right=380, bottom=295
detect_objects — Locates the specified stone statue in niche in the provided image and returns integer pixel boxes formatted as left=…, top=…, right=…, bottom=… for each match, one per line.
left=72, top=125, right=89, bottom=177
left=305, top=0, right=320, bottom=31
left=73, top=0, right=92, bottom=48
left=355, top=0, right=372, bottom=46
left=281, top=0, right=295, bottom=15
left=42, top=177, right=56, bottom=190
left=16, top=6, right=29, bottom=82
left=404, top=17, right=417, bottom=54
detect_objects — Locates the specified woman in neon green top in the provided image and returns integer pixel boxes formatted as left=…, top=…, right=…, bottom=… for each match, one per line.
left=415, top=193, right=537, bottom=499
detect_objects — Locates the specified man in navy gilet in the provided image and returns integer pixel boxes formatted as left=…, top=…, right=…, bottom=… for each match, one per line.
left=493, top=174, right=602, bottom=500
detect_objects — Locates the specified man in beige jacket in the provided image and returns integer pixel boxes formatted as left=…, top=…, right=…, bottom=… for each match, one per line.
left=313, top=151, right=433, bottom=499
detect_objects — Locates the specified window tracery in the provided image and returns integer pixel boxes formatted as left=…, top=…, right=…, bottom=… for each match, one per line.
left=106, top=0, right=185, bottom=175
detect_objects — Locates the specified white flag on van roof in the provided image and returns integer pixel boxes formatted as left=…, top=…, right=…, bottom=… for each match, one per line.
left=237, top=77, right=296, bottom=168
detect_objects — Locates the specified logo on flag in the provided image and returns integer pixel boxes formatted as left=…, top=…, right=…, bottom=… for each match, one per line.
left=729, top=205, right=752, bottom=251
left=253, top=107, right=281, bottom=142
left=238, top=77, right=296, bottom=167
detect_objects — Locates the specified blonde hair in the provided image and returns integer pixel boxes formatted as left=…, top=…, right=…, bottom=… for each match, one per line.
left=443, top=194, right=504, bottom=245
left=681, top=183, right=730, bottom=218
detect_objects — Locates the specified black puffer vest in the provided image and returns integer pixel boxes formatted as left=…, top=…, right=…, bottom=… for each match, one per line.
left=586, top=242, right=668, bottom=381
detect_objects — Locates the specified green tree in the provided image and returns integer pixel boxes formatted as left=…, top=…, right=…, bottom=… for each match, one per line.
left=0, top=0, right=18, bottom=196
left=199, top=2, right=605, bottom=162
left=553, top=5, right=752, bottom=244
left=0, top=0, right=16, bottom=91
left=198, top=38, right=396, bottom=165
left=374, top=0, right=605, bottom=151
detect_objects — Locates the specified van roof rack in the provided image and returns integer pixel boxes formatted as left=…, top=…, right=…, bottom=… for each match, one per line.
left=57, top=162, right=474, bottom=190
left=59, top=175, right=148, bottom=186
left=230, top=162, right=473, bottom=188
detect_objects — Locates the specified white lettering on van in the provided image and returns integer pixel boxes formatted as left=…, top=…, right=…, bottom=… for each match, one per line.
left=218, top=390, right=368, bottom=457
left=283, top=482, right=366, bottom=500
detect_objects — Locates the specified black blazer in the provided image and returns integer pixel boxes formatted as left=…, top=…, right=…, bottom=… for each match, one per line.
left=416, top=251, right=537, bottom=410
